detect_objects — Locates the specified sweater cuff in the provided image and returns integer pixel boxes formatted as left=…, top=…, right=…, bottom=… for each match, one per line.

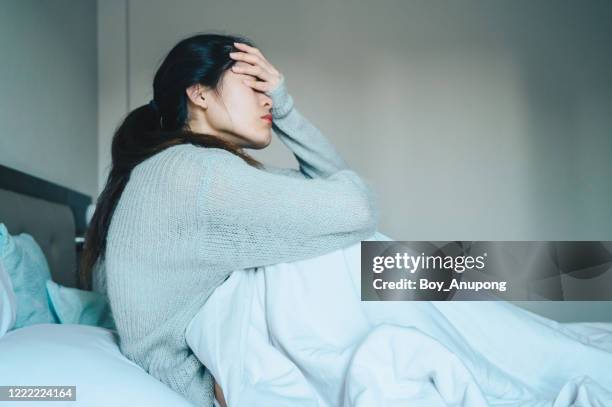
left=266, top=75, right=294, bottom=119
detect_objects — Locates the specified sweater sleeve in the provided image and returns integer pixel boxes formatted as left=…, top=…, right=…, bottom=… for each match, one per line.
left=261, top=164, right=308, bottom=179
left=262, top=75, right=350, bottom=179
left=197, top=150, right=379, bottom=271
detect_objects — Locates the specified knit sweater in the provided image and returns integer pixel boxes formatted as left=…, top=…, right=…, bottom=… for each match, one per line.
left=104, top=75, right=380, bottom=406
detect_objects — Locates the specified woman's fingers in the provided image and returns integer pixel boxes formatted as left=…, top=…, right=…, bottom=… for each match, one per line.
left=233, top=42, right=265, bottom=60
left=231, top=62, right=273, bottom=82
left=232, top=60, right=274, bottom=92
left=232, top=42, right=279, bottom=74
left=241, top=78, right=270, bottom=92
left=229, top=50, right=264, bottom=67
left=230, top=42, right=282, bottom=91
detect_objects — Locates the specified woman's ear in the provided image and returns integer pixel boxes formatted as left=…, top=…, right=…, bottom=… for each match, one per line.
left=186, top=84, right=208, bottom=110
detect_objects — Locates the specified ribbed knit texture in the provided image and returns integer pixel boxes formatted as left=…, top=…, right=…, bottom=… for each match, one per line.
left=104, top=75, right=379, bottom=406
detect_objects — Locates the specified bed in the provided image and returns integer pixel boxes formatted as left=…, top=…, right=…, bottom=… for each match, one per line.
left=0, top=164, right=196, bottom=406
left=2, top=163, right=611, bottom=407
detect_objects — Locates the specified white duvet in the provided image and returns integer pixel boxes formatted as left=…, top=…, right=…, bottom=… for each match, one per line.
left=186, top=232, right=612, bottom=406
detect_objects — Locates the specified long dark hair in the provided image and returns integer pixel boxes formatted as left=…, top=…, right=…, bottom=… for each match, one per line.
left=80, top=32, right=264, bottom=289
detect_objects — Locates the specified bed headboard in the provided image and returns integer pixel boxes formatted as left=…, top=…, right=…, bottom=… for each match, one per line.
left=0, top=164, right=92, bottom=289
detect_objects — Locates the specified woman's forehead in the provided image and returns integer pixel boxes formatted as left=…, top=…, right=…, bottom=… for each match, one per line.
left=223, top=70, right=256, bottom=88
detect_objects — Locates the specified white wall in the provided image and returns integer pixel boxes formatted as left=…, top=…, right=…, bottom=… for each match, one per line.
left=0, top=0, right=98, bottom=198
left=97, top=0, right=612, bottom=322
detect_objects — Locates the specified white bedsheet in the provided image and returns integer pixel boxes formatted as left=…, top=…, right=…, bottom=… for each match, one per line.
left=186, top=232, right=612, bottom=406
left=0, top=324, right=195, bottom=406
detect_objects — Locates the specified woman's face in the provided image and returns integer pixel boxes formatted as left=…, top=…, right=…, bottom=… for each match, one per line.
left=186, top=68, right=274, bottom=149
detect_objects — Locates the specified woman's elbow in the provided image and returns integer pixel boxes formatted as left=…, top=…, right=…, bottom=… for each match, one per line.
left=365, top=203, right=380, bottom=236
left=335, top=171, right=380, bottom=236
left=354, top=192, right=379, bottom=237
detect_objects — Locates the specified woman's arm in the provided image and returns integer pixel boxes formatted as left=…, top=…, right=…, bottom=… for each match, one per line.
left=263, top=76, right=350, bottom=179
left=262, top=164, right=308, bottom=179
left=231, top=43, right=349, bottom=180
left=197, top=149, right=379, bottom=272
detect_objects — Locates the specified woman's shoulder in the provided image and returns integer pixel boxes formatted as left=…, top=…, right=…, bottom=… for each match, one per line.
left=163, top=143, right=235, bottom=160
left=136, top=144, right=236, bottom=174
left=173, top=144, right=244, bottom=166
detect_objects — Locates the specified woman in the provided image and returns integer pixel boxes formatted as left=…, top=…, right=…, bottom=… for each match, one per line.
left=80, top=33, right=378, bottom=407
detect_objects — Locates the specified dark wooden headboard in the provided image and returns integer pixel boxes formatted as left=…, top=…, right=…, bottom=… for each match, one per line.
left=0, top=164, right=92, bottom=289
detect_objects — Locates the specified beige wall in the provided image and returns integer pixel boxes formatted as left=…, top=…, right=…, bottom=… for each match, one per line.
left=97, top=0, right=612, bottom=321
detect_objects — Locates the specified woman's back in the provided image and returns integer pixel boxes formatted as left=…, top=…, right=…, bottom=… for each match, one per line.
left=105, top=144, right=228, bottom=405
left=104, top=80, right=379, bottom=406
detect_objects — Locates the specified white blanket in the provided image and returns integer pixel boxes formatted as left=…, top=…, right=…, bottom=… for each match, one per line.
left=186, top=232, right=612, bottom=406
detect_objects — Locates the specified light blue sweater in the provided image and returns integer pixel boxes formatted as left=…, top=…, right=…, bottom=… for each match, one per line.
left=104, top=76, right=379, bottom=406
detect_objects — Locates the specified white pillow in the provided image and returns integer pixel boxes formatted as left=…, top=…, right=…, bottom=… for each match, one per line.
left=0, top=324, right=194, bottom=406
left=0, top=262, right=17, bottom=337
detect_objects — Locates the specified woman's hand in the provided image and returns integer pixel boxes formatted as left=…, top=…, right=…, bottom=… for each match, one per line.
left=229, top=42, right=283, bottom=93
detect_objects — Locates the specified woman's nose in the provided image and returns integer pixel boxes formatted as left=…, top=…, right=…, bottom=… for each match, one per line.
left=262, top=95, right=273, bottom=109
